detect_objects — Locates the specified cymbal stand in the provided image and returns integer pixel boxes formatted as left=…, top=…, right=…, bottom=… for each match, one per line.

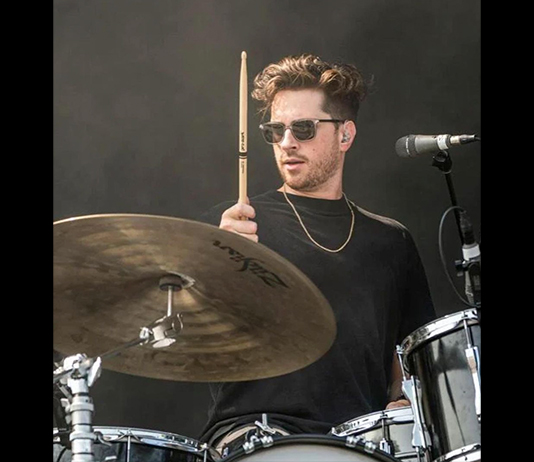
left=53, top=354, right=102, bottom=462
left=53, top=273, right=193, bottom=461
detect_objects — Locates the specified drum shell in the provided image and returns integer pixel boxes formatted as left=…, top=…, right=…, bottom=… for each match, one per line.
left=331, top=407, right=417, bottom=461
left=402, top=310, right=481, bottom=461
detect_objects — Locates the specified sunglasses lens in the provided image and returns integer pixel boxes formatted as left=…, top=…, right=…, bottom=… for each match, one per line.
left=291, top=120, right=315, bottom=141
left=261, top=123, right=285, bottom=144
left=260, top=120, right=318, bottom=144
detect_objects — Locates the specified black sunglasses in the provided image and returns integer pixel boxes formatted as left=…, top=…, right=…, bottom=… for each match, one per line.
left=259, top=118, right=345, bottom=144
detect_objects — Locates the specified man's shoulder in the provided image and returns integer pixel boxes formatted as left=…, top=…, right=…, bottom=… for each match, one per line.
left=353, top=204, right=408, bottom=234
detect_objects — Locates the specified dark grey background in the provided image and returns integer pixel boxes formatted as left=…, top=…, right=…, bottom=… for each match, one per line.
left=53, top=0, right=481, bottom=441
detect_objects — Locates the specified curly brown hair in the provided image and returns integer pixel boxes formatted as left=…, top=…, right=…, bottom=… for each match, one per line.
left=251, top=54, right=370, bottom=122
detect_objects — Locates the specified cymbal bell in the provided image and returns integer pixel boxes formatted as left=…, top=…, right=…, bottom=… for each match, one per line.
left=53, top=214, right=336, bottom=382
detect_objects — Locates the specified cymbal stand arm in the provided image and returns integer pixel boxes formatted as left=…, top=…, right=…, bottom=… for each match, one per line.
left=96, top=331, right=153, bottom=362
left=95, top=310, right=185, bottom=362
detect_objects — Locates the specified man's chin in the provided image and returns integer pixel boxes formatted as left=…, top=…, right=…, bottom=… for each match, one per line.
left=278, top=169, right=320, bottom=193
left=284, top=180, right=317, bottom=193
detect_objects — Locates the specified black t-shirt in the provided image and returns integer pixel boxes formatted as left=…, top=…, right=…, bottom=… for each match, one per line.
left=197, top=190, right=435, bottom=441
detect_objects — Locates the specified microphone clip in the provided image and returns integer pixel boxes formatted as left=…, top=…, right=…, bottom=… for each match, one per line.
left=431, top=150, right=453, bottom=174
left=455, top=256, right=481, bottom=308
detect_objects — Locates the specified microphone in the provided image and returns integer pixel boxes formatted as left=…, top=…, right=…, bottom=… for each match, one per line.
left=395, top=134, right=479, bottom=158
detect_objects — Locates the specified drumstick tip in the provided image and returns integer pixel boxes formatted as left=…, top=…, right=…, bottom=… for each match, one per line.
left=241, top=51, right=247, bottom=60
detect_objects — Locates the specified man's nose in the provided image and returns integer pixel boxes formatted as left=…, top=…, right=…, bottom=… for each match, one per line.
left=278, top=128, right=299, bottom=149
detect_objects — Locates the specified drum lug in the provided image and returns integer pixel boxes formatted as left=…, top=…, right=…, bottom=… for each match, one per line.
left=379, top=437, right=393, bottom=454
left=465, top=345, right=481, bottom=422
left=363, top=440, right=378, bottom=454
left=260, top=435, right=274, bottom=448
left=345, top=435, right=361, bottom=448
left=242, top=434, right=274, bottom=454
left=396, top=346, right=432, bottom=454
left=402, top=376, right=432, bottom=452
left=242, top=439, right=256, bottom=454
left=463, top=318, right=481, bottom=423
left=344, top=436, right=377, bottom=454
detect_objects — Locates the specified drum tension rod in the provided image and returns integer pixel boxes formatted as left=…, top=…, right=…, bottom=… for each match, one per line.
left=379, top=417, right=394, bottom=455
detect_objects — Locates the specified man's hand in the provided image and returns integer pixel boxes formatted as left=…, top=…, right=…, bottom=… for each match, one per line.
left=219, top=200, right=259, bottom=242
left=385, top=398, right=411, bottom=410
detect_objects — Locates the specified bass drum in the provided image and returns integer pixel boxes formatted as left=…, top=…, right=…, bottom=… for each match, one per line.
left=220, top=434, right=401, bottom=462
left=400, top=308, right=481, bottom=462
left=331, top=406, right=418, bottom=461
left=52, top=426, right=212, bottom=462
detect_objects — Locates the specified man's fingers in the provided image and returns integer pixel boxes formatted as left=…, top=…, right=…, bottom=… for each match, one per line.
left=221, top=202, right=256, bottom=221
left=219, top=202, right=258, bottom=242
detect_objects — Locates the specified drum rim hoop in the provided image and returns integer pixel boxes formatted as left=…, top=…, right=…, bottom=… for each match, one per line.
left=331, top=406, right=413, bottom=437
left=53, top=425, right=202, bottom=453
left=400, top=308, right=479, bottom=357
left=220, top=433, right=400, bottom=461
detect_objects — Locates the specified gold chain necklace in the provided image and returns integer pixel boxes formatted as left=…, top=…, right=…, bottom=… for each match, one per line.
left=282, top=184, right=355, bottom=253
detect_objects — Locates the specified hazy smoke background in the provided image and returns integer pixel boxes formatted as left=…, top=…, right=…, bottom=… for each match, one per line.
left=54, top=0, right=480, bottom=439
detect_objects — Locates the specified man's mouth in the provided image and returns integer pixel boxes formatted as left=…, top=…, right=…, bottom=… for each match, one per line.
left=282, top=158, right=306, bottom=172
left=283, top=158, right=305, bottom=166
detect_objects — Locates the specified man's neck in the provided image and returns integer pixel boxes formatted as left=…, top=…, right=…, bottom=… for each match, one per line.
left=278, top=182, right=343, bottom=200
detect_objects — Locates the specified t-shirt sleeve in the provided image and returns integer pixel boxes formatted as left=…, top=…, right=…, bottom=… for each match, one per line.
left=397, top=230, right=437, bottom=344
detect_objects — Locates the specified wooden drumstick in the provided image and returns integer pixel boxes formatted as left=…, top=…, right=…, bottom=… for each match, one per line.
left=239, top=51, right=248, bottom=205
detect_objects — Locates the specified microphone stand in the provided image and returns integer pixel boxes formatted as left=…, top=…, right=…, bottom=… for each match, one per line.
left=432, top=149, right=482, bottom=426
left=431, top=150, right=481, bottom=312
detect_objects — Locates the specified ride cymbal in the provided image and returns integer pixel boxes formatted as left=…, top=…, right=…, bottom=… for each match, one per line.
left=53, top=214, right=336, bottom=382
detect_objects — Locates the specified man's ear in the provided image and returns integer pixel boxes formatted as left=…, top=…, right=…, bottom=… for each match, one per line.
left=340, top=121, right=356, bottom=150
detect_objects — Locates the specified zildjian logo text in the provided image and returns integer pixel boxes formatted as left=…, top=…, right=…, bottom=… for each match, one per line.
left=213, top=240, right=288, bottom=289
